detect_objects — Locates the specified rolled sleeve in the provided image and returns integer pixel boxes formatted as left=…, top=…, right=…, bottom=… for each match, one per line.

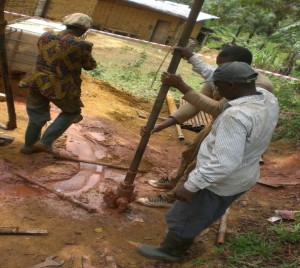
left=188, top=55, right=216, bottom=80
left=171, top=102, right=200, bottom=124
left=183, top=90, right=226, bottom=118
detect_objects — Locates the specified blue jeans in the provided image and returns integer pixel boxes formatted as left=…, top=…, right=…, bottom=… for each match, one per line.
left=165, top=189, right=244, bottom=239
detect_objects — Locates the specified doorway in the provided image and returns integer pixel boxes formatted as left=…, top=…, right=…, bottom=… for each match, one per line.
left=150, top=20, right=171, bottom=44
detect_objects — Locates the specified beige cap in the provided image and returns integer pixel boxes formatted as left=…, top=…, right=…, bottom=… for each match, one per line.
left=62, top=13, right=93, bottom=30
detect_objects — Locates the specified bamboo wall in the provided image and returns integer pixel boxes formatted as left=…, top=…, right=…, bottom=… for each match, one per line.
left=45, top=0, right=97, bottom=21
left=5, top=0, right=38, bottom=21
left=4, top=0, right=97, bottom=22
left=4, top=0, right=204, bottom=42
left=93, top=0, right=185, bottom=42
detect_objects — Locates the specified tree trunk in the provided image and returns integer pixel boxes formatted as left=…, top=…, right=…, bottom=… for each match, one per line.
left=246, top=27, right=258, bottom=44
left=279, top=51, right=298, bottom=75
left=232, top=24, right=244, bottom=45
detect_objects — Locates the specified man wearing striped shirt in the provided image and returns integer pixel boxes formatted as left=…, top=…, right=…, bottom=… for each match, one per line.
left=137, top=62, right=279, bottom=262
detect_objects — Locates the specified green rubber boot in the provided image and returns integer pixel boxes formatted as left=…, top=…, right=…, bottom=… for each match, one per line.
left=20, top=122, right=42, bottom=154
left=38, top=113, right=82, bottom=147
left=137, top=231, right=193, bottom=262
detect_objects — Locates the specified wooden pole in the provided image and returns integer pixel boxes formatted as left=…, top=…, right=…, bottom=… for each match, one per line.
left=13, top=171, right=98, bottom=213
left=216, top=207, right=230, bottom=244
left=0, top=0, right=17, bottom=130
left=104, top=0, right=207, bottom=211
left=122, top=0, right=206, bottom=188
left=0, top=226, right=48, bottom=235
left=166, top=92, right=184, bottom=140
left=53, top=153, right=149, bottom=172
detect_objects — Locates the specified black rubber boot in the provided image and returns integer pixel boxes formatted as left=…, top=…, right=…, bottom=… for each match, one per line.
left=0, top=135, right=15, bottom=146
left=137, top=231, right=193, bottom=262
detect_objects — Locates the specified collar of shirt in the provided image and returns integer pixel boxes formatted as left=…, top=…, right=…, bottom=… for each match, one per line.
left=227, top=90, right=263, bottom=108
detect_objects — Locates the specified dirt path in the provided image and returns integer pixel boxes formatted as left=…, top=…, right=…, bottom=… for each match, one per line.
left=0, top=35, right=299, bottom=267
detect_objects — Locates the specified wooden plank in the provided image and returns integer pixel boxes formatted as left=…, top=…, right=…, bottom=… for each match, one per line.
left=0, top=226, right=48, bottom=235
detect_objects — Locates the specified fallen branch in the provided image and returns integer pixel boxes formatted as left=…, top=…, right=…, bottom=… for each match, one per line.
left=12, top=171, right=98, bottom=213
left=216, top=207, right=230, bottom=244
left=0, top=226, right=47, bottom=235
left=53, top=153, right=149, bottom=173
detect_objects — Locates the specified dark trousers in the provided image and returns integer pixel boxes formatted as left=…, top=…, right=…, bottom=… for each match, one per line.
left=26, top=88, right=83, bottom=127
left=165, top=188, right=244, bottom=239
left=24, top=88, right=83, bottom=147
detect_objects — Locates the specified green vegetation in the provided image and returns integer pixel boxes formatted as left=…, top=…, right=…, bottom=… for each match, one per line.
left=272, top=79, right=300, bottom=142
left=197, top=0, right=300, bottom=141
left=271, top=222, right=300, bottom=244
left=201, top=0, right=299, bottom=77
left=180, top=0, right=300, bottom=143
left=201, top=218, right=300, bottom=267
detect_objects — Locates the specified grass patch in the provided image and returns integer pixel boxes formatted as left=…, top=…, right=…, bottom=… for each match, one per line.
left=85, top=32, right=205, bottom=100
left=270, top=222, right=300, bottom=244
left=212, top=217, right=300, bottom=267
left=272, top=78, right=300, bottom=143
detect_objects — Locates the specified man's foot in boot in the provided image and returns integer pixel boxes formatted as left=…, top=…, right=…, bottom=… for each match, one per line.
left=148, top=177, right=175, bottom=189
left=137, top=231, right=193, bottom=262
left=137, top=245, right=181, bottom=262
left=20, top=146, right=38, bottom=154
left=20, top=142, right=53, bottom=154
left=33, top=142, right=53, bottom=153
left=136, top=194, right=174, bottom=208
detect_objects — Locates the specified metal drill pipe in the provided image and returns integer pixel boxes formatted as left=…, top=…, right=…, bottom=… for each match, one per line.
left=123, top=0, right=206, bottom=186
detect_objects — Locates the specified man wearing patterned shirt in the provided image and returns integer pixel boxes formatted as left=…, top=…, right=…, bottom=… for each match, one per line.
left=137, top=62, right=279, bottom=262
left=19, top=13, right=97, bottom=154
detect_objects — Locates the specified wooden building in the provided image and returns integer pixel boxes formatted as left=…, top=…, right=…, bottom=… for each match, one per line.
left=4, top=0, right=218, bottom=44
left=92, top=0, right=218, bottom=44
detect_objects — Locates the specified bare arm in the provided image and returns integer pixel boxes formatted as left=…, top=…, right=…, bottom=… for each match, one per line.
left=140, top=117, right=178, bottom=136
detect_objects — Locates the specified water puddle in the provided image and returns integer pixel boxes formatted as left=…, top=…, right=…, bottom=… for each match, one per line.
left=1, top=122, right=128, bottom=213
left=0, top=184, right=44, bottom=197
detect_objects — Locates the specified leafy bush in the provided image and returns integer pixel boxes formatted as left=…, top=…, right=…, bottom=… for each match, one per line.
left=272, top=79, right=300, bottom=142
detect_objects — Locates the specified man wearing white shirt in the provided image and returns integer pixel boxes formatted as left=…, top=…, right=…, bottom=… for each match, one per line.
left=137, top=61, right=279, bottom=262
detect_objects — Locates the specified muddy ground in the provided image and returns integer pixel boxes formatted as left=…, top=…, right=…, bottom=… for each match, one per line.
left=0, top=34, right=300, bottom=268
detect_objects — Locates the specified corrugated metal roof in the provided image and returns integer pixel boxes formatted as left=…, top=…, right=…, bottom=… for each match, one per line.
left=7, top=18, right=66, bottom=34
left=125, top=0, right=219, bottom=21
